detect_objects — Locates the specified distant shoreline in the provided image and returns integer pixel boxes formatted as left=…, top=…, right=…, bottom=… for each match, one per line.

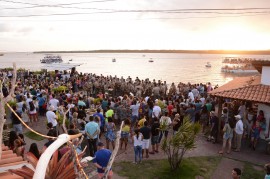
left=33, top=49, right=270, bottom=55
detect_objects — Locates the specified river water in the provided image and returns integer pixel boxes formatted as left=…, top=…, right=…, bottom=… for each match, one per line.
left=1, top=52, right=268, bottom=86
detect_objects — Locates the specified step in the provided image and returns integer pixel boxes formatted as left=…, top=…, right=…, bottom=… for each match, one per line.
left=1, top=153, right=17, bottom=159
left=0, top=157, right=23, bottom=166
left=0, top=172, right=23, bottom=179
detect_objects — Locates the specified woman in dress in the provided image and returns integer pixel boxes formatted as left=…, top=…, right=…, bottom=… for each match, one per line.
left=219, top=118, right=235, bottom=154
left=120, top=119, right=131, bottom=151
left=250, top=121, right=262, bottom=150
left=105, top=117, right=116, bottom=149
left=28, top=100, right=38, bottom=125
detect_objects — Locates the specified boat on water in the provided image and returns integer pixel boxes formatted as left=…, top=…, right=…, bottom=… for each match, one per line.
left=149, top=58, right=154, bottom=62
left=69, top=59, right=73, bottom=61
left=112, top=58, right=116, bottom=62
left=222, top=57, right=258, bottom=64
left=40, top=55, right=63, bottom=64
left=221, top=57, right=258, bottom=74
left=205, top=62, right=211, bottom=67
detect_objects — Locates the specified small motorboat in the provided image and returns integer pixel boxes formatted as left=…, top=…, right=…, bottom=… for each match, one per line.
left=69, top=59, right=73, bottom=61
left=205, top=62, right=211, bottom=67
left=149, top=58, right=154, bottom=62
left=112, top=58, right=116, bottom=62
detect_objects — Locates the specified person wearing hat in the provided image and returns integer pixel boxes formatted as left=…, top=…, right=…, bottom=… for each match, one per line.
left=93, top=142, right=113, bottom=179
left=233, top=115, right=243, bottom=152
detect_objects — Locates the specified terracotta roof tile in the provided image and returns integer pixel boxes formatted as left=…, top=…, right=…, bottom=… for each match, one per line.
left=209, top=76, right=261, bottom=94
left=211, top=84, right=270, bottom=104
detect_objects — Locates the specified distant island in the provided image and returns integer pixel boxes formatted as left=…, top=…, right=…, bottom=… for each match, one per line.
left=34, top=49, right=270, bottom=55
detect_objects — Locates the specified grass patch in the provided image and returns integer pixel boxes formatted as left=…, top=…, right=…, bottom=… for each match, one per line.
left=242, top=162, right=265, bottom=179
left=115, top=156, right=221, bottom=179
left=24, top=131, right=45, bottom=141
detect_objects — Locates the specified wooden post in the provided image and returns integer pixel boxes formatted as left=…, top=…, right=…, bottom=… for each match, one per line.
left=217, top=97, right=223, bottom=142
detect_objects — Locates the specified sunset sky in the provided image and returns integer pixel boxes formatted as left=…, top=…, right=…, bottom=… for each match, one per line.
left=1, top=0, right=270, bottom=52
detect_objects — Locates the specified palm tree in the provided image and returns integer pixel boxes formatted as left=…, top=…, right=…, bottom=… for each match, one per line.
left=161, top=116, right=200, bottom=171
left=9, top=150, right=85, bottom=179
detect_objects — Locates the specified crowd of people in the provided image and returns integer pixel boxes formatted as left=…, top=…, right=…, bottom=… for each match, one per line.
left=1, top=68, right=269, bottom=178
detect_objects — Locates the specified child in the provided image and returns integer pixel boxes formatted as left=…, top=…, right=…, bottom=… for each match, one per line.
left=120, top=119, right=131, bottom=151
left=250, top=121, right=262, bottom=150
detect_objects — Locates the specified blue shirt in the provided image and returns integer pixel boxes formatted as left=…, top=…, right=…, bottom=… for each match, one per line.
left=92, top=149, right=112, bottom=173
left=85, top=121, right=99, bottom=139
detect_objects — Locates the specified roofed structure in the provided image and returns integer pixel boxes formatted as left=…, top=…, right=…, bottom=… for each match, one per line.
left=251, top=60, right=270, bottom=73
left=211, top=84, right=270, bottom=104
left=209, top=76, right=261, bottom=94
left=210, top=60, right=270, bottom=104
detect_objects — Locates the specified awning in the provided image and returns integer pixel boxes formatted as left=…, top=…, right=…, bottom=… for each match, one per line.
left=41, top=63, right=83, bottom=71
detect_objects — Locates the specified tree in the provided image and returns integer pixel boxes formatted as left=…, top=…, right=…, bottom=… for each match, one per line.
left=161, top=117, right=201, bottom=171
left=0, top=63, right=17, bottom=159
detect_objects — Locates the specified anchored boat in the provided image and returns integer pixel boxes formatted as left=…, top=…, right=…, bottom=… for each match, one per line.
left=40, top=55, right=63, bottom=64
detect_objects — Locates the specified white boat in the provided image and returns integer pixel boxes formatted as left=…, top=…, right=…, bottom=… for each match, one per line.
left=40, top=55, right=63, bottom=64
left=205, top=62, right=211, bottom=67
left=221, top=59, right=258, bottom=74
left=112, top=58, right=116, bottom=62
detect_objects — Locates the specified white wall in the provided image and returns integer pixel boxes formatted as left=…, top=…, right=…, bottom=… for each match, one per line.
left=257, top=104, right=270, bottom=139
left=261, top=66, right=270, bottom=85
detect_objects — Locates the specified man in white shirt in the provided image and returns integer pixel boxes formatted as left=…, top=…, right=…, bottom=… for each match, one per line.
left=49, top=94, right=59, bottom=112
left=152, top=100, right=161, bottom=119
left=188, top=90, right=194, bottom=102
left=234, top=115, right=243, bottom=152
left=46, top=106, right=58, bottom=128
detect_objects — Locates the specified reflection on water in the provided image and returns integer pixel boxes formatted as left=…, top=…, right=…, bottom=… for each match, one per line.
left=0, top=52, right=266, bottom=86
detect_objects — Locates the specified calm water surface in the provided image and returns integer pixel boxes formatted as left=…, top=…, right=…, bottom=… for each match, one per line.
left=1, top=52, right=268, bottom=86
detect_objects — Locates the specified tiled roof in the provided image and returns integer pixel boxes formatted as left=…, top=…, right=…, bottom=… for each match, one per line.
left=209, top=76, right=261, bottom=94
left=0, top=144, right=26, bottom=179
left=210, top=84, right=270, bottom=104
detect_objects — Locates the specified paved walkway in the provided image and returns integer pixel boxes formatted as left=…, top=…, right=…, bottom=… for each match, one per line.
left=6, top=115, right=270, bottom=178
left=211, top=158, right=244, bottom=179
